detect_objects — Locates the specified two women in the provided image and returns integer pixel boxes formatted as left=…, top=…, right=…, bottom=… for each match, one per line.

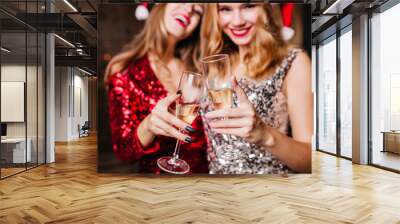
left=106, top=3, right=312, bottom=174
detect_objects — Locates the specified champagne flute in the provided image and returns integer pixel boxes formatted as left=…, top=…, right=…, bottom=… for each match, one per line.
left=201, top=54, right=233, bottom=110
left=201, top=54, right=236, bottom=159
left=157, top=71, right=204, bottom=174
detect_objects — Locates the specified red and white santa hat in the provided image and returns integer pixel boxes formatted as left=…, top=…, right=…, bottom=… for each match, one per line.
left=135, top=3, right=149, bottom=21
left=280, top=3, right=295, bottom=41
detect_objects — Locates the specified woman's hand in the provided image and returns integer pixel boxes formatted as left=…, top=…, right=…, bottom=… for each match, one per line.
left=146, top=93, right=195, bottom=143
left=205, top=79, right=269, bottom=145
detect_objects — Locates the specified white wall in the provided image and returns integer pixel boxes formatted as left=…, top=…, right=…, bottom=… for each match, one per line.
left=1, top=64, right=46, bottom=163
left=55, top=67, right=89, bottom=141
left=1, top=65, right=26, bottom=135
left=55, top=67, right=70, bottom=141
left=1, top=65, right=37, bottom=138
left=72, top=73, right=89, bottom=138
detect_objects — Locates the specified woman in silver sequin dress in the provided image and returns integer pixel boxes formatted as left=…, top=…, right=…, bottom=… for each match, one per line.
left=200, top=3, right=313, bottom=174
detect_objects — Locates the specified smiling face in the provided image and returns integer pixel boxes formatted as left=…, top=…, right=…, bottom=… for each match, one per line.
left=217, top=3, right=265, bottom=46
left=163, top=3, right=204, bottom=41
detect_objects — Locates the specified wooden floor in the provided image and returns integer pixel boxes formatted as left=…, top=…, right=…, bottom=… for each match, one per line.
left=1, top=163, right=43, bottom=178
left=1, top=135, right=400, bottom=223
left=372, top=150, right=400, bottom=171
left=1, top=167, right=26, bottom=178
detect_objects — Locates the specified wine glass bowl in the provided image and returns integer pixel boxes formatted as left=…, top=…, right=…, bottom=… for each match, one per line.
left=200, top=54, right=233, bottom=110
left=176, top=103, right=200, bottom=124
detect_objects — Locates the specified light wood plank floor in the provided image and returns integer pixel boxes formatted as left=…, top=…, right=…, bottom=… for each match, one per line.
left=1, top=167, right=26, bottom=178
left=1, top=135, right=400, bottom=224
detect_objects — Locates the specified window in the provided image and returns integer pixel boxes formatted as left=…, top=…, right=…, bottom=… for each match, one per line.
left=339, top=28, right=352, bottom=158
left=0, top=1, right=46, bottom=179
left=370, top=3, right=400, bottom=171
left=317, top=36, right=337, bottom=154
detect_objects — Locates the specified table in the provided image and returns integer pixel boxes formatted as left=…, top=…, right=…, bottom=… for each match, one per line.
left=1, top=138, right=31, bottom=164
left=381, top=131, right=400, bottom=154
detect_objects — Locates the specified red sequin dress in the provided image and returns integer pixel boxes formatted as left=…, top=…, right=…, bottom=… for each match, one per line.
left=107, top=55, right=209, bottom=174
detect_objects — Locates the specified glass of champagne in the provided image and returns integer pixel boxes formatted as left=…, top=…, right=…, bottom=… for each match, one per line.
left=201, top=54, right=235, bottom=156
left=157, top=71, right=204, bottom=174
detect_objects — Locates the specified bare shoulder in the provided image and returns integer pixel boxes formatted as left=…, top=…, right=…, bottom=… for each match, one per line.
left=281, top=50, right=312, bottom=96
left=290, top=51, right=311, bottom=74
left=286, top=50, right=311, bottom=85
left=109, top=61, right=125, bottom=76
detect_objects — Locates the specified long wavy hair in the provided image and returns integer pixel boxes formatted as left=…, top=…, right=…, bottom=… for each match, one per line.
left=201, top=3, right=288, bottom=79
left=105, top=4, right=202, bottom=82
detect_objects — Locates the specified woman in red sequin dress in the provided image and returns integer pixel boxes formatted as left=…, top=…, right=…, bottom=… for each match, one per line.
left=105, top=3, right=208, bottom=174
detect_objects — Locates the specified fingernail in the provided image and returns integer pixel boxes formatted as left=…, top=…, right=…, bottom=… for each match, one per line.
left=184, top=137, right=193, bottom=143
left=185, top=126, right=195, bottom=133
left=231, top=77, right=238, bottom=86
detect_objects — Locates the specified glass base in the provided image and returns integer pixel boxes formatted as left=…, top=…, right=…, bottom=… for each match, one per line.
left=157, top=156, right=190, bottom=174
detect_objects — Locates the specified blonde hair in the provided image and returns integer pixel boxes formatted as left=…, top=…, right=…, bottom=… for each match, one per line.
left=201, top=4, right=288, bottom=79
left=105, top=4, right=202, bottom=82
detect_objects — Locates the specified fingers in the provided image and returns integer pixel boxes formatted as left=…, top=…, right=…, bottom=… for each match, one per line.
left=212, top=127, right=252, bottom=138
left=153, top=92, right=195, bottom=129
left=231, top=77, right=249, bottom=105
left=231, top=75, right=238, bottom=87
left=148, top=124, right=168, bottom=136
left=153, top=93, right=180, bottom=117
left=149, top=115, right=191, bottom=142
left=160, top=93, right=181, bottom=107
left=205, top=108, right=255, bottom=119
left=209, top=117, right=252, bottom=128
left=207, top=116, right=255, bottom=139
left=148, top=93, right=197, bottom=142
left=152, top=107, right=191, bottom=130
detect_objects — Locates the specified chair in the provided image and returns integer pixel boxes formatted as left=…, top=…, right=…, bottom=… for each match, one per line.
left=78, top=121, right=90, bottom=138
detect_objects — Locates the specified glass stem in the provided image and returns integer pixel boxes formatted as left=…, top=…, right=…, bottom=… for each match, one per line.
left=172, top=139, right=182, bottom=160
left=227, top=133, right=232, bottom=145
left=168, top=139, right=182, bottom=165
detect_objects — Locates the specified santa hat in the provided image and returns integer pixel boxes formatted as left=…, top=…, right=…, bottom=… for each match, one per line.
left=281, top=3, right=295, bottom=41
left=135, top=3, right=149, bottom=21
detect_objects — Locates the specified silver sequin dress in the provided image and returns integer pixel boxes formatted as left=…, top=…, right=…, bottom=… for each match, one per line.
left=202, top=49, right=301, bottom=175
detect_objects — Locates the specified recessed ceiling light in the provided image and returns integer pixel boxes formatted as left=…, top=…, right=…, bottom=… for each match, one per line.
left=63, top=0, right=78, bottom=12
left=323, top=0, right=354, bottom=15
left=54, top=34, right=75, bottom=48
left=77, top=67, right=93, bottom=76
left=1, top=47, right=11, bottom=53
